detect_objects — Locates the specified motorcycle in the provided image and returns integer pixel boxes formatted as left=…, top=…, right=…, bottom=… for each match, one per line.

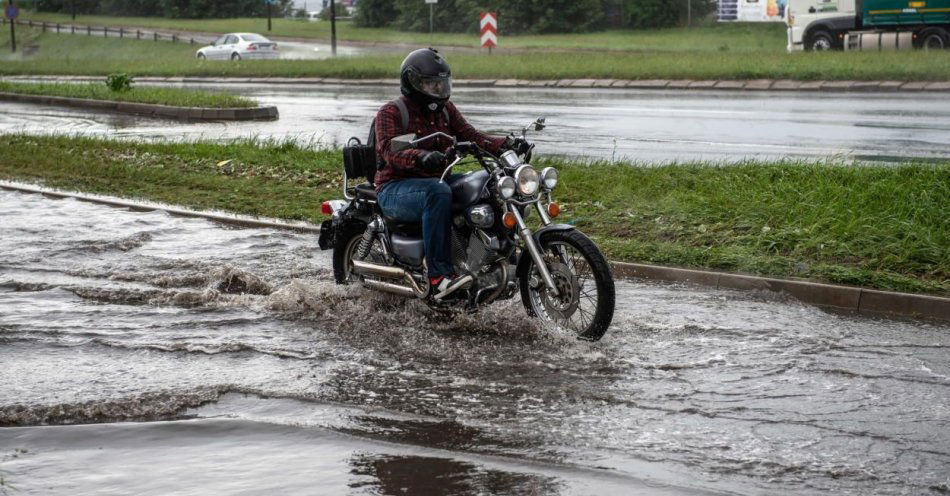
left=318, top=118, right=615, bottom=341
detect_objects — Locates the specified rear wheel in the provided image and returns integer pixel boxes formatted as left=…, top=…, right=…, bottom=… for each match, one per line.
left=921, top=29, right=948, bottom=50
left=519, top=229, right=615, bottom=341
left=332, top=223, right=367, bottom=284
left=806, top=30, right=834, bottom=51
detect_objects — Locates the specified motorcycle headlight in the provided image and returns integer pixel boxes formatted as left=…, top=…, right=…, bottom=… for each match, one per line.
left=514, top=165, right=539, bottom=197
left=540, top=167, right=558, bottom=190
left=497, top=176, right=516, bottom=199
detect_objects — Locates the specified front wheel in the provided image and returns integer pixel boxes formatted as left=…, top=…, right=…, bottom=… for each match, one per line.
left=231, top=52, right=242, bottom=61
left=806, top=30, right=834, bottom=51
left=519, top=229, right=615, bottom=341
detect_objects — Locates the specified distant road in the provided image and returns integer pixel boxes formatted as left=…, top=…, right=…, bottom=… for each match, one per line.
left=2, top=82, right=949, bottom=163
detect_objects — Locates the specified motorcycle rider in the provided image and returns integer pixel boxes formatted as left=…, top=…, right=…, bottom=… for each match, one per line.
left=374, top=48, right=529, bottom=300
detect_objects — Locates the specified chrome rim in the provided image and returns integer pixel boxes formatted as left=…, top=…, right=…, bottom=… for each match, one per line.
left=526, top=241, right=600, bottom=335
left=343, top=232, right=385, bottom=283
left=924, top=35, right=945, bottom=50
left=812, top=37, right=832, bottom=50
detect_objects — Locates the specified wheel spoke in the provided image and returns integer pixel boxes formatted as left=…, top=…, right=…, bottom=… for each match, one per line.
left=529, top=235, right=611, bottom=339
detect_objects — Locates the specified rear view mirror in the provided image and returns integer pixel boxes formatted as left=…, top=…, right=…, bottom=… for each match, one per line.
left=534, top=117, right=546, bottom=131
left=391, top=133, right=416, bottom=152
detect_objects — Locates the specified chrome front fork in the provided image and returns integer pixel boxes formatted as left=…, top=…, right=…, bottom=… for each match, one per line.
left=509, top=206, right=559, bottom=295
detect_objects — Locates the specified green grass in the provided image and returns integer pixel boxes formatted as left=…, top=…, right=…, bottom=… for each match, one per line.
left=4, top=30, right=950, bottom=81
left=0, top=80, right=257, bottom=108
left=20, top=14, right=788, bottom=53
left=0, top=134, right=946, bottom=295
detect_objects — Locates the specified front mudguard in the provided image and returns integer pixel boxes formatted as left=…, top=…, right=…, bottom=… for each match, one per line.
left=514, top=223, right=577, bottom=280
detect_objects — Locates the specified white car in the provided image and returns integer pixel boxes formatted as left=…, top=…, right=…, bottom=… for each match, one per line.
left=196, top=33, right=279, bottom=61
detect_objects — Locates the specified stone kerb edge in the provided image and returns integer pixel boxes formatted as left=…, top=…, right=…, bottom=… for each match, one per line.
left=0, top=92, right=278, bottom=121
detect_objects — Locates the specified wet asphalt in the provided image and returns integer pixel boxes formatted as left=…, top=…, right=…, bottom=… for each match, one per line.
left=1, top=188, right=949, bottom=495
left=2, top=83, right=950, bottom=163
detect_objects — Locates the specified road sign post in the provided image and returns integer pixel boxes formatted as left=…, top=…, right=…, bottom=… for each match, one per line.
left=480, top=12, right=497, bottom=54
left=5, top=0, right=18, bottom=53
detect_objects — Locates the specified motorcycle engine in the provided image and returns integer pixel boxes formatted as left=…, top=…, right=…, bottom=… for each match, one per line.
left=452, top=229, right=494, bottom=274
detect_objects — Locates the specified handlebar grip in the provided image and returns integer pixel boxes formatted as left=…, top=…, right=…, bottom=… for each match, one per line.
left=455, top=141, right=476, bottom=154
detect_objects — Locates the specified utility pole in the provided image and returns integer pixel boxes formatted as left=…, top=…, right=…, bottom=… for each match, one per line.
left=687, top=0, right=692, bottom=26
left=6, top=0, right=16, bottom=53
left=267, top=0, right=272, bottom=31
left=330, top=0, right=337, bottom=56
left=71, top=0, right=75, bottom=21
left=426, top=0, right=437, bottom=38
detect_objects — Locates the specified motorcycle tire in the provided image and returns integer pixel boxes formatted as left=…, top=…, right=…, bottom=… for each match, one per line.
left=332, top=222, right=367, bottom=284
left=519, top=229, right=615, bottom=341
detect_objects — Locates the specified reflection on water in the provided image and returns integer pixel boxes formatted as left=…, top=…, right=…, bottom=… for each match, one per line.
left=349, top=454, right=561, bottom=496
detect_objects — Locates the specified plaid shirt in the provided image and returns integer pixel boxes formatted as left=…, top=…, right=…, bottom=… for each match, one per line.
left=374, top=96, right=507, bottom=190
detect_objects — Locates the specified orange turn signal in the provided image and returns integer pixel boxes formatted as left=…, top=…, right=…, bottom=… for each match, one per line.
left=502, top=212, right=517, bottom=230
left=547, top=202, right=560, bottom=218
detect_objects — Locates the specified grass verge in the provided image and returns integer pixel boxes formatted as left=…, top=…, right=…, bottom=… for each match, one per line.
left=3, top=30, right=950, bottom=81
left=20, top=14, right=788, bottom=53
left=0, top=134, right=946, bottom=295
left=0, top=81, right=257, bottom=108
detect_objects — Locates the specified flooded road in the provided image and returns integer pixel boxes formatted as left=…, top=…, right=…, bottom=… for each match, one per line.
left=2, top=188, right=950, bottom=495
left=3, top=83, right=950, bottom=163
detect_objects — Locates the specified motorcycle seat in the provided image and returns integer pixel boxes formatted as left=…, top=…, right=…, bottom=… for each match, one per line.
left=355, top=182, right=377, bottom=202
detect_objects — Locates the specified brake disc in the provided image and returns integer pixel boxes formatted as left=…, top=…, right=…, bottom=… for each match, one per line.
left=539, top=262, right=580, bottom=320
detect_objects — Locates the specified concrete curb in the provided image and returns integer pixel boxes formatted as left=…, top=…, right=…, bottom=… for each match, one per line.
left=0, top=182, right=316, bottom=232
left=0, top=92, right=279, bottom=121
left=609, top=262, right=949, bottom=321
left=2, top=181, right=946, bottom=323
left=5, top=75, right=950, bottom=93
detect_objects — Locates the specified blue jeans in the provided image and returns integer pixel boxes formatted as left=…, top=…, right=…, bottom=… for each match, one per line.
left=377, top=177, right=457, bottom=277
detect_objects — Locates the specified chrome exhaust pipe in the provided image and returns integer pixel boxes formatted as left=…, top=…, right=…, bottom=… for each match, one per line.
left=352, top=260, right=405, bottom=279
left=363, top=279, right=416, bottom=298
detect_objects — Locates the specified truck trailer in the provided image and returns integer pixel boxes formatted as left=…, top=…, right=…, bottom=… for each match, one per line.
left=787, top=0, right=950, bottom=51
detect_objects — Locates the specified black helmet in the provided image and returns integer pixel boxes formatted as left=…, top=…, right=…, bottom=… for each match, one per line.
left=400, top=48, right=452, bottom=111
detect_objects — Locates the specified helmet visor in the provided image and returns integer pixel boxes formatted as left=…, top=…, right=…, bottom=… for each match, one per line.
left=408, top=72, right=452, bottom=99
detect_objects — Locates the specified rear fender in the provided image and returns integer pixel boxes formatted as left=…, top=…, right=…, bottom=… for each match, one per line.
left=514, top=224, right=576, bottom=280
left=318, top=199, right=366, bottom=250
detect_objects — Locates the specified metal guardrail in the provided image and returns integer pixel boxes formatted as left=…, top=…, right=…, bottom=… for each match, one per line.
left=0, top=18, right=211, bottom=45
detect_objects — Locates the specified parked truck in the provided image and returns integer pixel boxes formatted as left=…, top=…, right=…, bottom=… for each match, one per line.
left=787, top=0, right=950, bottom=50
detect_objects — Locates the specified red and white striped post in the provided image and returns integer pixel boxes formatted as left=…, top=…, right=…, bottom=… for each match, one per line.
left=480, top=12, right=497, bottom=54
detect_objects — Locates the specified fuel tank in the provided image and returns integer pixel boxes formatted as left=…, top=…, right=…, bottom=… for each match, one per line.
left=448, top=171, right=490, bottom=211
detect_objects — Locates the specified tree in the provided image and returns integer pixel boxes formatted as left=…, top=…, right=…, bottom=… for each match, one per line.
left=354, top=0, right=397, bottom=28
left=391, top=0, right=604, bottom=34
left=36, top=0, right=294, bottom=18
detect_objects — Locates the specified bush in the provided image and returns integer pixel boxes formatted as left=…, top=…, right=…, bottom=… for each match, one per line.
left=604, top=0, right=718, bottom=29
left=36, top=0, right=295, bottom=19
left=106, top=73, right=133, bottom=92
left=391, top=0, right=604, bottom=34
left=354, top=0, right=397, bottom=27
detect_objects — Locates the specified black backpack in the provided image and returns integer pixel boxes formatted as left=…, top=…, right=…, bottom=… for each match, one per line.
left=342, top=99, right=449, bottom=185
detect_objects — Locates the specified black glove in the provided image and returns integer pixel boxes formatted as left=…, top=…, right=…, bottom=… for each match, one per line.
left=418, top=151, right=446, bottom=172
left=505, top=137, right=531, bottom=155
